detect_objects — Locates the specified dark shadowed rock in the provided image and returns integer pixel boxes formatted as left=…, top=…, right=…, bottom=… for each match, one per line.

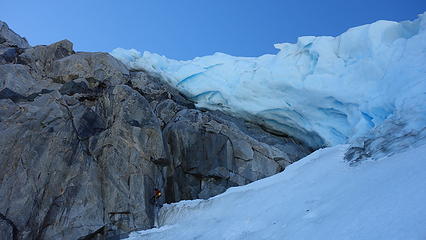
left=0, top=88, right=26, bottom=102
left=0, top=47, right=18, bottom=64
left=0, top=212, right=18, bottom=240
left=162, top=109, right=311, bottom=201
left=345, top=117, right=426, bottom=165
left=59, top=79, right=90, bottom=96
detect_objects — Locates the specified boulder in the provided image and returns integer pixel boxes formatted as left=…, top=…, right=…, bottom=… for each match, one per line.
left=58, top=79, right=90, bottom=96
left=0, top=64, right=60, bottom=102
left=0, top=21, right=30, bottom=48
left=0, top=64, right=40, bottom=96
left=18, top=40, right=74, bottom=76
left=0, top=47, right=19, bottom=64
left=49, top=52, right=129, bottom=86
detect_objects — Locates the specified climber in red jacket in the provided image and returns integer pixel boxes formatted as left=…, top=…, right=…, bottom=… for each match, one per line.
left=151, top=188, right=162, bottom=206
left=152, top=188, right=163, bottom=227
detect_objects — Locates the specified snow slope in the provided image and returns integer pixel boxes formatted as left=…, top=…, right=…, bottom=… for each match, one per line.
left=127, top=143, right=426, bottom=240
left=112, top=13, right=426, bottom=148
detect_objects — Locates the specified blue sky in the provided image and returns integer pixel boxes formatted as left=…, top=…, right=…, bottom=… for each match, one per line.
left=2, top=0, right=426, bottom=60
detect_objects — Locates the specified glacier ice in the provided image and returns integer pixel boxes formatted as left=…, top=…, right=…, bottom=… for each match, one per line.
left=111, top=12, right=426, bottom=148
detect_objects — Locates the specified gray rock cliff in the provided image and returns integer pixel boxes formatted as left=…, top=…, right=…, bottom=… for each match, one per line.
left=0, top=21, right=311, bottom=239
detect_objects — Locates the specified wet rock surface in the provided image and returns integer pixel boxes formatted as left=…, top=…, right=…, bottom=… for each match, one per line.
left=0, top=21, right=312, bottom=239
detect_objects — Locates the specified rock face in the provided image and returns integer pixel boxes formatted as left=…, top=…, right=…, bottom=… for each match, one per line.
left=0, top=22, right=30, bottom=49
left=127, top=71, right=310, bottom=202
left=0, top=21, right=311, bottom=239
left=162, top=109, right=308, bottom=201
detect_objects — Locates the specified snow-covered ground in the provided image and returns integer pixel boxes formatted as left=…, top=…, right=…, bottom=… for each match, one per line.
left=112, top=12, right=426, bottom=148
left=127, top=143, right=426, bottom=240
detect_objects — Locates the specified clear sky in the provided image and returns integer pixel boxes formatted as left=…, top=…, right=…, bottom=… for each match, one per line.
left=2, top=0, right=426, bottom=60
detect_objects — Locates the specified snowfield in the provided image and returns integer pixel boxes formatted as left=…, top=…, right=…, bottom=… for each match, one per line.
left=112, top=12, right=426, bottom=148
left=127, top=143, right=426, bottom=240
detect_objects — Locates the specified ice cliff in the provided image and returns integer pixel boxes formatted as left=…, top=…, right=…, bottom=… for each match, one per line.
left=112, top=12, right=426, bottom=149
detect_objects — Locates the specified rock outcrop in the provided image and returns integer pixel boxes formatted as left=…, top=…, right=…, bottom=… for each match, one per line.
left=0, top=22, right=30, bottom=49
left=0, top=20, right=311, bottom=239
left=127, top=71, right=310, bottom=202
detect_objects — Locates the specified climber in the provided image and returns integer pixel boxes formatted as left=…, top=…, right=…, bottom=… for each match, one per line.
left=151, top=188, right=162, bottom=206
left=151, top=188, right=162, bottom=228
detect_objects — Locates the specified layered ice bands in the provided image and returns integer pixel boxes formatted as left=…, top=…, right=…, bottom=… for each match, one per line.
left=111, top=12, right=426, bottom=148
